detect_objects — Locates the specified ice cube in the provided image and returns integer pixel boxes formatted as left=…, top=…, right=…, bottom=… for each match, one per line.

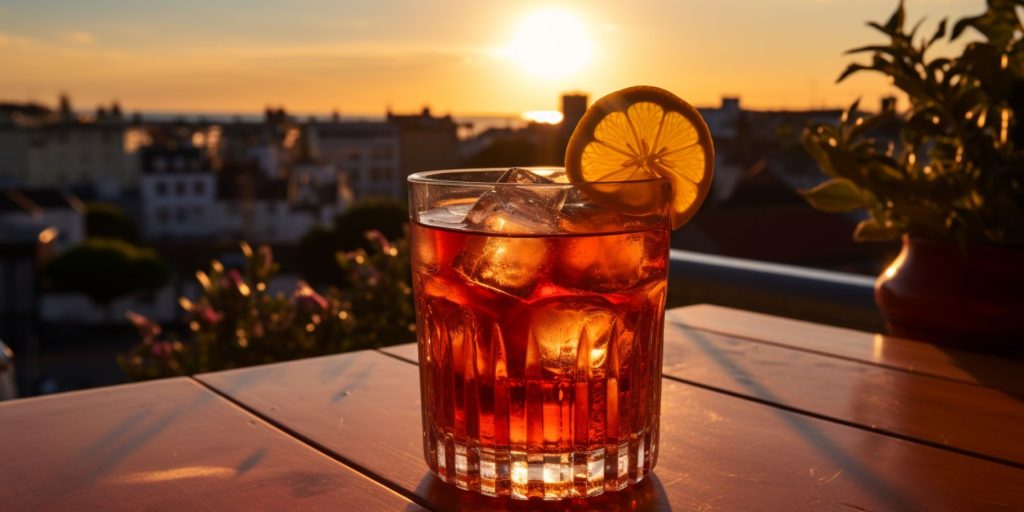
left=455, top=234, right=551, bottom=297
left=505, top=297, right=618, bottom=376
left=464, top=168, right=567, bottom=234
left=454, top=168, right=564, bottom=296
left=418, top=203, right=473, bottom=230
left=557, top=203, right=662, bottom=234
left=554, top=230, right=655, bottom=293
left=498, top=167, right=555, bottom=185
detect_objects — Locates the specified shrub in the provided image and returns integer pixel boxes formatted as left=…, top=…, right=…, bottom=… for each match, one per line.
left=119, top=232, right=415, bottom=380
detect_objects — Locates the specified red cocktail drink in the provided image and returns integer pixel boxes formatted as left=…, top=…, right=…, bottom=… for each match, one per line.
left=408, top=167, right=670, bottom=500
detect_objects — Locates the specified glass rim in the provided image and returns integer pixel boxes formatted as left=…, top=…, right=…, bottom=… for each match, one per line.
left=407, top=167, right=670, bottom=187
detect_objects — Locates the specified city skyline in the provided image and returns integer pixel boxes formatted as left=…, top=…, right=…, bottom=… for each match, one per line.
left=0, top=0, right=985, bottom=115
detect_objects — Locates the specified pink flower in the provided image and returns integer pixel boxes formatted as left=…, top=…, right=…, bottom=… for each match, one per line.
left=227, top=269, right=244, bottom=287
left=364, top=230, right=393, bottom=254
left=294, top=282, right=328, bottom=312
left=226, top=269, right=251, bottom=296
left=195, top=306, right=224, bottom=325
left=150, top=341, right=175, bottom=359
left=126, top=311, right=161, bottom=339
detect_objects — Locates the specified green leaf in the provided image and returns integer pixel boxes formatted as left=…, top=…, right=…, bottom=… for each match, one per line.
left=845, top=45, right=901, bottom=56
left=847, top=111, right=895, bottom=140
left=854, top=218, right=903, bottom=241
left=928, top=18, right=947, bottom=46
left=837, top=63, right=873, bottom=82
left=951, top=14, right=982, bottom=40
left=800, top=178, right=872, bottom=212
left=883, top=1, right=906, bottom=34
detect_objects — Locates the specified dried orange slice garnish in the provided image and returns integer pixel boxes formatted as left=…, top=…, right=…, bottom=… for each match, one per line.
left=565, top=85, right=715, bottom=229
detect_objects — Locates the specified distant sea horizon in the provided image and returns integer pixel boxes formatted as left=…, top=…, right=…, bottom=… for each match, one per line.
left=135, top=111, right=529, bottom=139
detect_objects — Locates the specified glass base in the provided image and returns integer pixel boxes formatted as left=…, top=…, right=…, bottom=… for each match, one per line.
left=430, top=434, right=655, bottom=500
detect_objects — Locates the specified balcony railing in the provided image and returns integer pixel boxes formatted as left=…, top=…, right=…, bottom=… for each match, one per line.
left=667, top=249, right=883, bottom=332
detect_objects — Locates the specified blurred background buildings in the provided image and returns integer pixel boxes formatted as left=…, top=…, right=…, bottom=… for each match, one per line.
left=0, top=91, right=899, bottom=395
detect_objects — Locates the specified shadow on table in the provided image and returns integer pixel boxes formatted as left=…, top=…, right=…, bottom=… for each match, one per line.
left=685, top=329, right=916, bottom=510
left=44, top=382, right=216, bottom=496
left=413, top=471, right=670, bottom=511
left=931, top=345, right=1024, bottom=402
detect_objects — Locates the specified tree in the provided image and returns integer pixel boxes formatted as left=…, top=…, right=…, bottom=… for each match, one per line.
left=297, top=198, right=408, bottom=286
left=45, top=238, right=169, bottom=308
left=333, top=198, right=408, bottom=248
left=85, top=202, right=140, bottom=243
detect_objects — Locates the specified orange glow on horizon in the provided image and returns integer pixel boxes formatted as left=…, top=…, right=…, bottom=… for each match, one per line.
left=522, top=110, right=563, bottom=124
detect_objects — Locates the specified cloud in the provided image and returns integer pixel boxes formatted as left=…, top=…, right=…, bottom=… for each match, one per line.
left=62, top=31, right=95, bottom=45
left=213, top=41, right=481, bottom=62
left=0, top=31, right=31, bottom=48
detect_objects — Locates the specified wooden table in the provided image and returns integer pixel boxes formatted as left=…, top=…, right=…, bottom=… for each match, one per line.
left=2, top=305, right=1023, bottom=511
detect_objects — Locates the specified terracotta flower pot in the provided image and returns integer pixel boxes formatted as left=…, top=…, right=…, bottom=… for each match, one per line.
left=875, top=235, right=1024, bottom=351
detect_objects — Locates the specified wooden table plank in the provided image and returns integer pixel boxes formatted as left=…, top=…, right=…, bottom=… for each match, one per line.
left=657, top=322, right=1024, bottom=467
left=668, top=305, right=1024, bottom=395
left=199, top=349, right=1024, bottom=511
left=0, top=377, right=421, bottom=512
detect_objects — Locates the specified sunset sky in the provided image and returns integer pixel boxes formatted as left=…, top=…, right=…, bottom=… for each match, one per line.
left=0, top=0, right=985, bottom=116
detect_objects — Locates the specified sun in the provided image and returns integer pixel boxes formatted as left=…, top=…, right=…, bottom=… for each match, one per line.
left=502, top=8, right=595, bottom=79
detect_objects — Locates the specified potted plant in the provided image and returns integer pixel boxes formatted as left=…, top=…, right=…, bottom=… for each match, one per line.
left=801, top=0, right=1024, bottom=350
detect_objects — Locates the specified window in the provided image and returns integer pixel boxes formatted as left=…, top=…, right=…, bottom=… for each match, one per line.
left=153, top=157, right=167, bottom=172
left=155, top=181, right=167, bottom=196
left=194, top=180, right=205, bottom=194
left=176, top=208, right=187, bottom=222
left=176, top=181, right=186, bottom=196
left=157, top=208, right=169, bottom=224
left=266, top=202, right=277, bottom=214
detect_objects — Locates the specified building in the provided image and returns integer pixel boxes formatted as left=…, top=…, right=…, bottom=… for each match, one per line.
left=217, top=171, right=322, bottom=244
left=0, top=103, right=53, bottom=187
left=139, top=147, right=217, bottom=240
left=0, top=97, right=143, bottom=198
left=217, top=107, right=299, bottom=178
left=0, top=188, right=85, bottom=316
left=0, top=123, right=33, bottom=188
left=308, top=120, right=402, bottom=199
left=559, top=93, right=588, bottom=147
left=0, top=188, right=85, bottom=254
left=387, top=107, right=459, bottom=192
